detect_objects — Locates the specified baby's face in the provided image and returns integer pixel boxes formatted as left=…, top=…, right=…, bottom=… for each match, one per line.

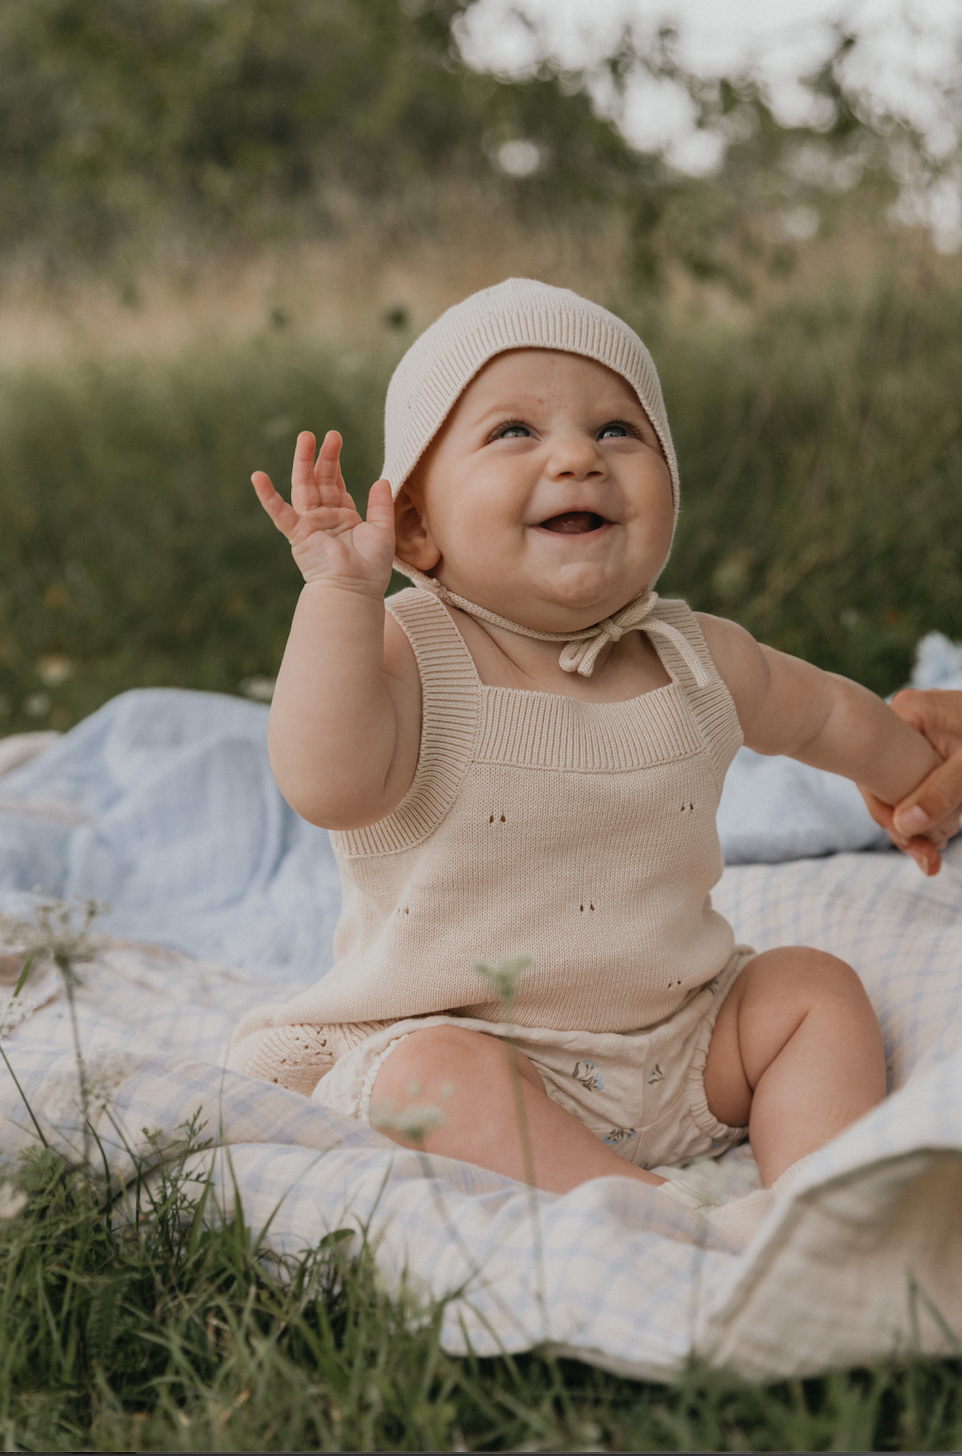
left=395, top=349, right=674, bottom=630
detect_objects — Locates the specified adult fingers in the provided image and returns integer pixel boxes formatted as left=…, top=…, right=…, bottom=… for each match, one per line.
left=890, top=688, right=962, bottom=759
left=893, top=749, right=962, bottom=839
left=859, top=786, right=942, bottom=875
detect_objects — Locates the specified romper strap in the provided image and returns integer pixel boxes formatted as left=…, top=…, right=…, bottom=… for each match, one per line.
left=387, top=586, right=483, bottom=695
left=650, top=598, right=744, bottom=789
left=333, top=588, right=482, bottom=857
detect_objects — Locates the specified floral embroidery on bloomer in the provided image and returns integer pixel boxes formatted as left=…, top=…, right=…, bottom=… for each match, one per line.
left=603, top=1127, right=637, bottom=1147
left=572, top=1059, right=604, bottom=1092
left=647, top=1064, right=664, bottom=1084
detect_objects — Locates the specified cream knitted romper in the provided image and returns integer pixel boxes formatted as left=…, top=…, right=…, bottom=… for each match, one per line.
left=228, top=587, right=753, bottom=1170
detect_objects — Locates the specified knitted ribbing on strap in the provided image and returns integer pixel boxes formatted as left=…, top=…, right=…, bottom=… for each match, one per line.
left=382, top=278, right=679, bottom=519
left=402, top=563, right=710, bottom=683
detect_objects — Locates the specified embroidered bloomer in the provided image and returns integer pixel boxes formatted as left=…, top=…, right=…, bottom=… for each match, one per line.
left=228, top=586, right=747, bottom=1116
left=311, top=944, right=752, bottom=1170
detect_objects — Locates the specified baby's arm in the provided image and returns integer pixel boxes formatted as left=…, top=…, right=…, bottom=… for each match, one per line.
left=253, top=431, right=421, bottom=829
left=697, top=613, right=959, bottom=868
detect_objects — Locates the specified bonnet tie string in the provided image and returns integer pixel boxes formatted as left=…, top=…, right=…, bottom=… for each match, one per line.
left=402, top=567, right=711, bottom=685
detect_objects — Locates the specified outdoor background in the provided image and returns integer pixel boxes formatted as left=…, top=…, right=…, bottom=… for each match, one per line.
left=0, top=0, right=960, bottom=730
left=4, top=5, right=962, bottom=1450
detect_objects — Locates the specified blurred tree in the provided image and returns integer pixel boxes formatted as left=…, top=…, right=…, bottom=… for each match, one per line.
left=0, top=0, right=664, bottom=257
left=0, top=1, right=943, bottom=287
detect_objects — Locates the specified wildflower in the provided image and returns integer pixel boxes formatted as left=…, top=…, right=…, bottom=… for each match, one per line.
left=370, top=1099, right=446, bottom=1144
left=23, top=693, right=52, bottom=719
left=473, top=954, right=532, bottom=1008
left=0, top=897, right=107, bottom=1167
left=42, top=1051, right=139, bottom=1126
left=0, top=896, right=105, bottom=997
left=240, top=676, right=276, bottom=702
left=0, top=987, right=45, bottom=1041
left=37, top=654, right=74, bottom=687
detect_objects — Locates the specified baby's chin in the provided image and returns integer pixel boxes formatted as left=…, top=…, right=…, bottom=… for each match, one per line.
left=449, top=568, right=648, bottom=632
left=531, top=562, right=649, bottom=621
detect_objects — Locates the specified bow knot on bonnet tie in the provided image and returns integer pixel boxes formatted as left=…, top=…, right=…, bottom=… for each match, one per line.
left=381, top=278, right=695, bottom=679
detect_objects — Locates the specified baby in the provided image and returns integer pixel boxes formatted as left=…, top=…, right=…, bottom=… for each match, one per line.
left=228, top=279, right=956, bottom=1239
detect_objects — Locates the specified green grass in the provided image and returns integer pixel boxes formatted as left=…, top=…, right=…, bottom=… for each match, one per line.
left=649, top=253, right=962, bottom=689
left=1, top=253, right=961, bottom=737
left=3, top=1128, right=962, bottom=1453
left=0, top=335, right=396, bottom=731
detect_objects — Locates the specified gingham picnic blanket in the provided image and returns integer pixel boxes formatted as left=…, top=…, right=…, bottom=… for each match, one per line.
left=2, top=791, right=962, bottom=1377
left=3, top=843, right=962, bottom=1381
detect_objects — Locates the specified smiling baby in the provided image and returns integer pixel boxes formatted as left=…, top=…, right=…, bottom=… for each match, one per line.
left=227, top=279, right=956, bottom=1242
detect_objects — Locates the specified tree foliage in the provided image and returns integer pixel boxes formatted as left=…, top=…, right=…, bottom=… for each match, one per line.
left=0, top=0, right=663, bottom=257
left=0, top=0, right=932, bottom=286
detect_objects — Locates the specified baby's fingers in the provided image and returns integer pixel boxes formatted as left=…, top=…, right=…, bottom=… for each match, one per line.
left=252, top=470, right=300, bottom=540
left=315, top=429, right=351, bottom=507
left=289, top=430, right=323, bottom=514
left=365, top=477, right=395, bottom=530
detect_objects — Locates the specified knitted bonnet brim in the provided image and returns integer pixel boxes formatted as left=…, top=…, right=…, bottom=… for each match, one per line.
left=381, top=278, right=679, bottom=530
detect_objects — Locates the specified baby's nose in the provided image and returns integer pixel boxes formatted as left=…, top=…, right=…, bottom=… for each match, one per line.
left=549, top=434, right=605, bottom=476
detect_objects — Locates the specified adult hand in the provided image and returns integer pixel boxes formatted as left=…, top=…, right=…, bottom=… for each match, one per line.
left=860, top=689, right=962, bottom=875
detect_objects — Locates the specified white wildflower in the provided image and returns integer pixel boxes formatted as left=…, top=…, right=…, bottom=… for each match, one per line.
left=43, top=1051, right=139, bottom=1126
left=0, top=987, right=44, bottom=1041
left=82, top=1051, right=140, bottom=1113
left=0, top=896, right=105, bottom=993
left=37, top=655, right=74, bottom=688
left=239, top=676, right=276, bottom=702
left=371, top=1100, right=447, bottom=1144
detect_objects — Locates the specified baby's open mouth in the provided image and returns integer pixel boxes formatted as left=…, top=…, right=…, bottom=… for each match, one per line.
left=539, top=511, right=609, bottom=535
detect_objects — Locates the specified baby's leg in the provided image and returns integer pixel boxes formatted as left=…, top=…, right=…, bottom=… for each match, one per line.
left=371, top=1025, right=665, bottom=1194
left=704, top=947, right=886, bottom=1187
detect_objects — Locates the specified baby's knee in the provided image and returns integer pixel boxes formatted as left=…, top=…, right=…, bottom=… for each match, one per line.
left=745, top=945, right=872, bottom=1014
left=373, top=1024, right=532, bottom=1105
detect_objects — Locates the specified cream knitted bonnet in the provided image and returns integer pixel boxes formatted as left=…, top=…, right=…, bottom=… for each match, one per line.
left=382, top=278, right=695, bottom=680
left=383, top=277, right=679, bottom=516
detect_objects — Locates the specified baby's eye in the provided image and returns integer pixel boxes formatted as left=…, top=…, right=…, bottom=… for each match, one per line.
left=597, top=422, right=633, bottom=440
left=494, top=422, right=532, bottom=439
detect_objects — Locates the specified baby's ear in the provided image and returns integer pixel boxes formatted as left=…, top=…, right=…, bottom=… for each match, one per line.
left=393, top=484, right=440, bottom=571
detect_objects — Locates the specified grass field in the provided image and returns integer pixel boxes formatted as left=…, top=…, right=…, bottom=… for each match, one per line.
left=2, top=239, right=962, bottom=1450
left=4, top=1120, right=962, bottom=1453
left=1, top=240, right=960, bottom=738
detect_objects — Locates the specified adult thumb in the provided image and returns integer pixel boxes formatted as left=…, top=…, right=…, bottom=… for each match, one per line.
left=893, top=750, right=962, bottom=835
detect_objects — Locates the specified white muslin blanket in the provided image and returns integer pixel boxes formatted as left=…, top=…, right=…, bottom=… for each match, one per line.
left=0, top=632, right=961, bottom=1382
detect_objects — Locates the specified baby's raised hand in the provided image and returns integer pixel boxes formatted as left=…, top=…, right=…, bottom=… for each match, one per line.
left=252, top=430, right=394, bottom=595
